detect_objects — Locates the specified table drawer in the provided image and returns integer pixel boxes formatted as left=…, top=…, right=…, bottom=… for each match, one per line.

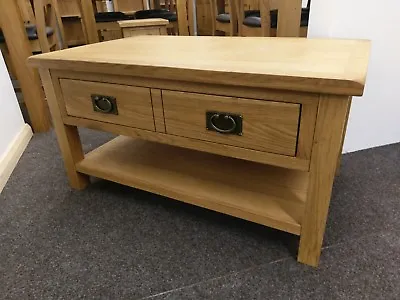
left=162, top=91, right=301, bottom=156
left=59, top=79, right=155, bottom=131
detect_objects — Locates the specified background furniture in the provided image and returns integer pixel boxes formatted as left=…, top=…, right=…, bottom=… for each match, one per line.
left=211, top=0, right=237, bottom=36
left=34, top=0, right=67, bottom=52
left=118, top=18, right=169, bottom=36
left=30, top=36, right=370, bottom=267
left=235, top=0, right=304, bottom=37
left=176, top=0, right=195, bottom=35
left=0, top=0, right=50, bottom=132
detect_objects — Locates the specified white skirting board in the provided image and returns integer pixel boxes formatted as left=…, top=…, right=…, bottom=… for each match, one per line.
left=0, top=124, right=33, bottom=193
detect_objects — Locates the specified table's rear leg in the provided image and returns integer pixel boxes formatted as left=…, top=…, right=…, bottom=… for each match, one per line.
left=39, top=69, right=89, bottom=190
left=298, top=95, right=351, bottom=267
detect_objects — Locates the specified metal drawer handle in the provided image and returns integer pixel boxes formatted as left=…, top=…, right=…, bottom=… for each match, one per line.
left=210, top=114, right=237, bottom=133
left=206, top=111, right=243, bottom=135
left=91, top=94, right=118, bottom=115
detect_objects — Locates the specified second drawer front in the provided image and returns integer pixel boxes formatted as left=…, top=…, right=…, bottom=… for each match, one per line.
left=162, top=91, right=301, bottom=156
left=60, top=79, right=155, bottom=131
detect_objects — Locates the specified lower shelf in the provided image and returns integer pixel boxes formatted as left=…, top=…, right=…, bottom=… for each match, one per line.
left=76, top=136, right=310, bottom=235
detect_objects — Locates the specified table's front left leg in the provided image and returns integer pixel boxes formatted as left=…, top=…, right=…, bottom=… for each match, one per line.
left=39, top=69, right=89, bottom=190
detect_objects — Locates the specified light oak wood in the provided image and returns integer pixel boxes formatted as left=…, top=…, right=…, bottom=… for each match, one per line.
left=62, top=17, right=86, bottom=46
left=236, top=0, right=302, bottom=37
left=77, top=136, right=308, bottom=235
left=28, top=36, right=371, bottom=96
left=39, top=69, right=89, bottom=189
left=113, top=0, right=146, bottom=12
left=151, top=89, right=166, bottom=133
left=298, top=95, right=351, bottom=267
left=34, top=0, right=67, bottom=52
left=276, top=0, right=302, bottom=37
left=296, top=100, right=318, bottom=160
left=211, top=0, right=237, bottom=36
left=176, top=0, right=195, bottom=35
left=163, top=90, right=300, bottom=156
left=119, top=19, right=169, bottom=37
left=58, top=0, right=82, bottom=16
left=196, top=0, right=213, bottom=35
left=30, top=37, right=370, bottom=267
left=51, top=70, right=321, bottom=105
left=59, top=79, right=155, bottom=131
left=118, top=18, right=169, bottom=28
left=0, top=0, right=51, bottom=132
left=96, top=20, right=123, bottom=40
left=336, top=97, right=352, bottom=175
left=122, top=26, right=168, bottom=37
left=17, top=0, right=35, bottom=23
left=56, top=1, right=87, bottom=46
left=64, top=115, right=310, bottom=170
left=78, top=0, right=100, bottom=43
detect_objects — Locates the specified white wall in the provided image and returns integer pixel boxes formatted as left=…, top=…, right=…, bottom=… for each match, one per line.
left=0, top=51, right=25, bottom=159
left=308, top=0, right=400, bottom=152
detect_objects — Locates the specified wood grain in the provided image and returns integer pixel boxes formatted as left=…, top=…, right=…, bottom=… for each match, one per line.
left=63, top=115, right=310, bottom=171
left=59, top=79, right=155, bottom=131
left=212, top=0, right=237, bottom=36
left=58, top=0, right=81, bottom=17
left=113, top=0, right=146, bottom=12
left=63, top=17, right=86, bottom=46
left=77, top=136, right=309, bottom=235
left=336, top=97, right=352, bottom=175
left=28, top=36, right=371, bottom=96
left=0, top=0, right=51, bottom=132
left=118, top=19, right=169, bottom=28
left=298, top=95, right=351, bottom=267
left=150, top=89, right=166, bottom=133
left=39, top=69, right=89, bottom=189
left=276, top=0, right=302, bottom=37
left=51, top=69, right=320, bottom=105
left=119, top=19, right=169, bottom=37
left=296, top=101, right=318, bottom=160
left=78, top=0, right=100, bottom=43
left=34, top=0, right=67, bottom=52
left=162, top=90, right=300, bottom=156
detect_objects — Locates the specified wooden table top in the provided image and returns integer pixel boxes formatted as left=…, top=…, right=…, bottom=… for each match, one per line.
left=29, top=36, right=371, bottom=96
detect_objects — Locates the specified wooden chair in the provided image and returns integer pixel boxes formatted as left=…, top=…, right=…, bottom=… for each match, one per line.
left=78, top=0, right=177, bottom=41
left=235, top=0, right=307, bottom=37
left=33, top=0, right=67, bottom=52
left=0, top=0, right=65, bottom=78
left=135, top=0, right=178, bottom=35
left=210, top=0, right=237, bottom=36
left=17, top=0, right=36, bottom=23
left=176, top=0, right=195, bottom=35
left=113, top=0, right=148, bottom=13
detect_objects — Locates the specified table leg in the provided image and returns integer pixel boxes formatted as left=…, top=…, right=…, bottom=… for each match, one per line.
left=335, top=98, right=352, bottom=176
left=0, top=0, right=51, bottom=132
left=39, top=69, right=89, bottom=189
left=298, top=95, right=351, bottom=267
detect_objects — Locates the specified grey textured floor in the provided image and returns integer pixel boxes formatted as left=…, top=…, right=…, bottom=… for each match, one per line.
left=1, top=128, right=399, bottom=299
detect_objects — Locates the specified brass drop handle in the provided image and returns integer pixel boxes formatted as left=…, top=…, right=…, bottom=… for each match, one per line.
left=91, top=94, right=118, bottom=115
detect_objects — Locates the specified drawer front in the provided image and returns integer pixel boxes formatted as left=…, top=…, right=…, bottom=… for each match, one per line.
left=162, top=91, right=300, bottom=156
left=60, top=79, right=155, bottom=131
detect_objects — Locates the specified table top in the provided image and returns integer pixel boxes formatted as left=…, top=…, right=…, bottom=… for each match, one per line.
left=28, top=36, right=371, bottom=96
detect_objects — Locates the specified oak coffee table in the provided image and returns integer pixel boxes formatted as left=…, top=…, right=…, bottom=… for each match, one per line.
left=29, top=36, right=370, bottom=266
